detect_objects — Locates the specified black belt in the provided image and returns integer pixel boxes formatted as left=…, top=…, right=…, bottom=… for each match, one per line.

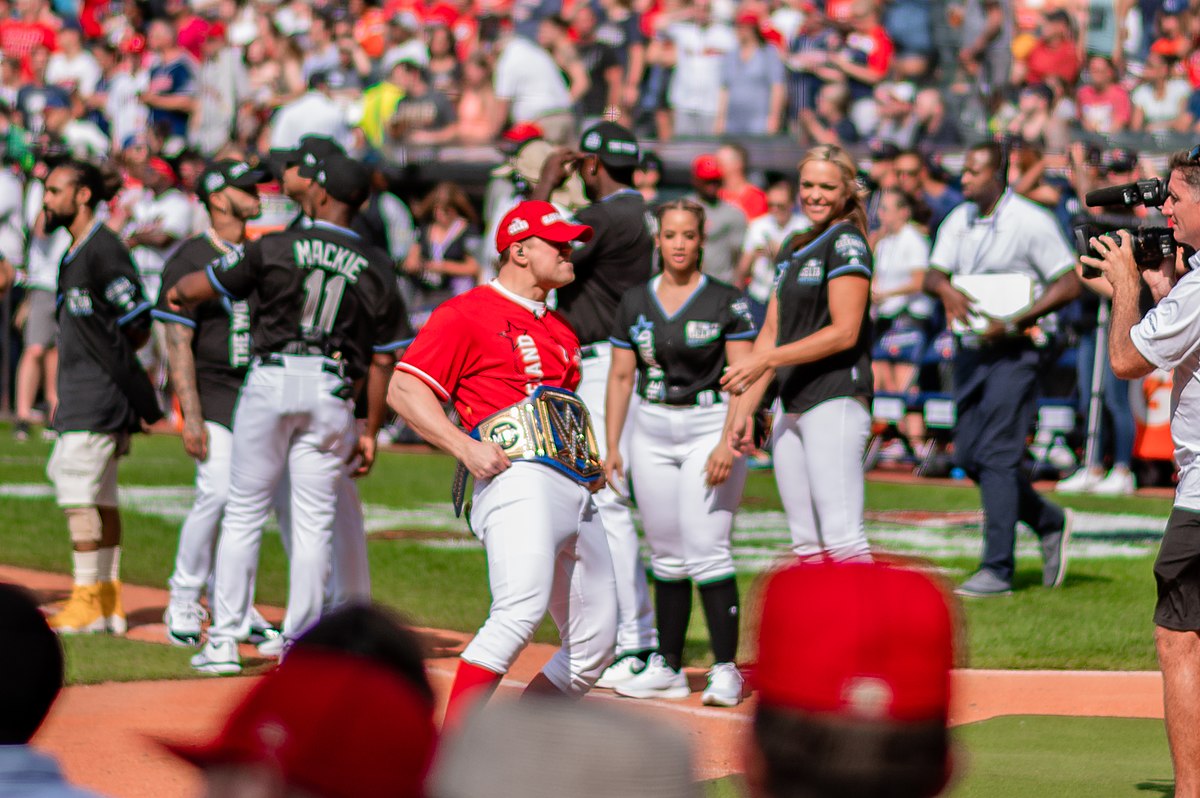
left=257, top=352, right=348, bottom=380
left=279, top=340, right=342, bottom=357
left=645, top=391, right=725, bottom=408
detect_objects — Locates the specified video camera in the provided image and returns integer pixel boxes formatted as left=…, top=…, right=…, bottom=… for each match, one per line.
left=1076, top=177, right=1176, bottom=278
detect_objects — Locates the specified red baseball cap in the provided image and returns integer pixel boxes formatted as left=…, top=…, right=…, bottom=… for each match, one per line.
left=162, top=651, right=437, bottom=798
left=692, top=154, right=722, bottom=181
left=754, top=559, right=955, bottom=723
left=735, top=11, right=761, bottom=26
left=495, top=200, right=593, bottom=254
left=147, top=157, right=177, bottom=186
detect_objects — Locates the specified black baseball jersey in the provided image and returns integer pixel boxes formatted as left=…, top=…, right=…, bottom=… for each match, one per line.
left=207, top=220, right=410, bottom=380
left=55, top=223, right=155, bottom=433
left=774, top=221, right=874, bottom=414
left=153, top=232, right=252, bottom=430
left=610, top=276, right=757, bottom=406
left=558, top=189, right=655, bottom=345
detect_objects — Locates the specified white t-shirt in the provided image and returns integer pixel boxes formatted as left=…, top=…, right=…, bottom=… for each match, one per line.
left=494, top=37, right=572, bottom=122
left=23, top=181, right=70, bottom=291
left=125, top=188, right=195, bottom=301
left=667, top=22, right=736, bottom=114
left=1131, top=259, right=1200, bottom=509
left=874, top=222, right=933, bottom=319
left=104, top=70, right=149, bottom=152
left=1131, top=79, right=1191, bottom=127
left=930, top=191, right=1075, bottom=334
left=742, top=212, right=809, bottom=303
left=268, top=91, right=353, bottom=150
left=46, top=51, right=101, bottom=96
left=0, top=170, right=25, bottom=269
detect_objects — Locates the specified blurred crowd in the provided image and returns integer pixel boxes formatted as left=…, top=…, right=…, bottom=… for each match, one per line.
left=2, top=0, right=1200, bottom=158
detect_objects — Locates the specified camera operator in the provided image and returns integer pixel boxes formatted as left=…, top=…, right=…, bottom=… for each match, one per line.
left=923, top=141, right=1081, bottom=599
left=1081, top=148, right=1200, bottom=798
left=1058, top=148, right=1148, bottom=496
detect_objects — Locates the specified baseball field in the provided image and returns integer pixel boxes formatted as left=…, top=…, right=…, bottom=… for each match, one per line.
left=0, top=422, right=1181, bottom=796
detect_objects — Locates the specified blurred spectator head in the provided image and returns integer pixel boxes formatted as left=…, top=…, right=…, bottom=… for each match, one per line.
left=912, top=88, right=947, bottom=125
left=146, top=19, right=176, bottom=56
left=1143, top=51, right=1179, bottom=84
left=537, top=14, right=570, bottom=49
left=691, top=153, right=723, bottom=200
left=427, top=24, right=456, bottom=60
left=893, top=149, right=925, bottom=197
left=634, top=150, right=663, bottom=191
left=572, top=4, right=600, bottom=40
left=40, top=89, right=72, bottom=135
left=960, top=141, right=1005, bottom=208
left=877, top=186, right=921, bottom=234
left=735, top=12, right=767, bottom=45
left=578, top=121, right=640, bottom=195
left=867, top=140, right=901, bottom=190
left=462, top=52, right=494, bottom=92
left=430, top=698, right=698, bottom=798
left=120, top=133, right=151, bottom=169
left=766, top=180, right=798, bottom=225
left=142, top=157, right=178, bottom=193
left=747, top=559, right=956, bottom=798
left=1041, top=9, right=1073, bottom=43
left=499, top=121, right=545, bottom=155
left=816, top=82, right=852, bottom=121
left=166, top=650, right=437, bottom=798
left=848, top=0, right=880, bottom=32
left=415, top=180, right=479, bottom=225
left=0, top=583, right=64, bottom=745
left=1103, top=147, right=1140, bottom=181
left=716, top=142, right=750, bottom=183
left=1018, top=83, right=1053, bottom=114
left=197, top=158, right=270, bottom=221
left=1085, top=55, right=1118, bottom=89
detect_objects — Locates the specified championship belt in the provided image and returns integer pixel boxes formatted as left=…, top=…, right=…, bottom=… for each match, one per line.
left=450, top=386, right=604, bottom=517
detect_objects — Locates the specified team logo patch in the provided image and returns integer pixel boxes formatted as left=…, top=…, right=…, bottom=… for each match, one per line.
left=104, top=276, right=139, bottom=312
left=229, top=162, right=250, bottom=178
left=685, top=320, right=721, bottom=346
left=797, top=258, right=823, bottom=284
left=203, top=173, right=225, bottom=194
left=64, top=287, right=93, bottom=316
left=834, top=233, right=867, bottom=259
left=730, top=297, right=753, bottom=323
left=507, top=218, right=530, bottom=236
left=582, top=131, right=602, bottom=151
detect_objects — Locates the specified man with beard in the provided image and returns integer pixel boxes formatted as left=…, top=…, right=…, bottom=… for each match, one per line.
left=43, top=159, right=161, bottom=634
left=531, top=121, right=659, bottom=690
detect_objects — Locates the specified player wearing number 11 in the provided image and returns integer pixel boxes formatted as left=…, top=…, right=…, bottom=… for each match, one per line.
left=167, top=153, right=407, bottom=674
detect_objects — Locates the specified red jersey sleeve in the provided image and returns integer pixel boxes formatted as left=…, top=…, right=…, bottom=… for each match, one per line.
left=396, top=302, right=476, bottom=401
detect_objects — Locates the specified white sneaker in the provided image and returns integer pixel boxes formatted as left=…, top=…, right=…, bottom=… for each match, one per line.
left=701, top=662, right=744, bottom=707
left=256, top=634, right=287, bottom=659
left=163, top=601, right=207, bottom=647
left=1055, top=467, right=1102, bottom=494
left=245, top=608, right=280, bottom=645
left=1092, top=467, right=1136, bottom=496
left=595, top=655, right=646, bottom=690
left=191, top=639, right=242, bottom=675
left=614, top=654, right=689, bottom=700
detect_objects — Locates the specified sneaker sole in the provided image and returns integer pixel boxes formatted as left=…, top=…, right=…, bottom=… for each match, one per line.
left=191, top=662, right=243, bottom=675
left=953, top=586, right=1013, bottom=598
left=702, top=692, right=743, bottom=707
left=50, top=619, right=107, bottom=634
left=614, top=685, right=690, bottom=700
left=1048, top=512, right=1073, bottom=589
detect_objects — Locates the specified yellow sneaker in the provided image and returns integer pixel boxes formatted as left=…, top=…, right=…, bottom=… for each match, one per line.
left=47, top=584, right=106, bottom=634
left=99, top=580, right=127, bottom=635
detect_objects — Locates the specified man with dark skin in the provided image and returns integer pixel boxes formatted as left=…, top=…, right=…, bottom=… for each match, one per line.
left=924, top=143, right=1081, bottom=598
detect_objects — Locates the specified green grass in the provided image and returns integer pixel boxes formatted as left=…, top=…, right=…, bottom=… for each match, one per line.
left=0, top=425, right=1173, bottom=677
left=704, top=716, right=1175, bottom=798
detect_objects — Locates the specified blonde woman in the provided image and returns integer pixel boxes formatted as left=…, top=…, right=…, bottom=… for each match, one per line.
left=723, top=144, right=874, bottom=561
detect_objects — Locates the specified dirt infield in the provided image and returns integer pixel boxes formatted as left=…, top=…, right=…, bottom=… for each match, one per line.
left=1, top=564, right=1166, bottom=798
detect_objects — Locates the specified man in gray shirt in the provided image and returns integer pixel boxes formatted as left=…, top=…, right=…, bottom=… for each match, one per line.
left=688, top=154, right=747, bottom=285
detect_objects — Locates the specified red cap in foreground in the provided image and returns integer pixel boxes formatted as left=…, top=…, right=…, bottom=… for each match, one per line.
left=692, top=154, right=722, bottom=181
left=495, top=200, right=593, bottom=254
left=163, top=651, right=437, bottom=798
left=754, top=559, right=955, bottom=723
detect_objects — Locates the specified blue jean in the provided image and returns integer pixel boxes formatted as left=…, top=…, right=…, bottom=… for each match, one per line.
left=953, top=343, right=1065, bottom=583
left=1074, top=328, right=1134, bottom=469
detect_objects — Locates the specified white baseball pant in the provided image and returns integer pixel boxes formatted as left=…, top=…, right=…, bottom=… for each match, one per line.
left=462, top=462, right=618, bottom=696
left=629, top=402, right=747, bottom=582
left=575, top=344, right=658, bottom=655
left=207, top=356, right=357, bottom=647
left=771, top=397, right=872, bottom=561
left=168, top=422, right=369, bottom=609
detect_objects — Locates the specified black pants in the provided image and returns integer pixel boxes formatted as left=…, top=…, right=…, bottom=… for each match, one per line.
left=1155, top=507, right=1200, bottom=631
left=953, top=342, right=1065, bottom=583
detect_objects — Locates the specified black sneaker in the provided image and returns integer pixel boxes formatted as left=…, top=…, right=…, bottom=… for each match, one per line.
left=13, top=420, right=30, bottom=442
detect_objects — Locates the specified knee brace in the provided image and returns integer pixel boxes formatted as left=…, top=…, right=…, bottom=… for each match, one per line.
left=66, top=506, right=102, bottom=545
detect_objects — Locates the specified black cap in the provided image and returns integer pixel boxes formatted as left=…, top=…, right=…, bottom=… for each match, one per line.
left=579, top=121, right=640, bottom=168
left=197, top=159, right=270, bottom=204
left=314, top=153, right=371, bottom=206
left=638, top=150, right=663, bottom=173
left=268, top=135, right=346, bottom=179
left=868, top=139, right=901, bottom=161
left=1105, top=147, right=1139, bottom=173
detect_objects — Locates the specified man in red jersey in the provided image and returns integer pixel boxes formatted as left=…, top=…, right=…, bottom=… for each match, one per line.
left=388, top=200, right=617, bottom=722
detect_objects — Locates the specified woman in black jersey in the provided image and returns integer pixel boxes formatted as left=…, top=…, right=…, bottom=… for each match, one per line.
left=603, top=199, right=758, bottom=707
left=723, top=144, right=874, bottom=561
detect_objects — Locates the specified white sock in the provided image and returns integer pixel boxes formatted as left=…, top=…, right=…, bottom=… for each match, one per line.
left=74, top=550, right=100, bottom=586
left=96, top=546, right=120, bottom=583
